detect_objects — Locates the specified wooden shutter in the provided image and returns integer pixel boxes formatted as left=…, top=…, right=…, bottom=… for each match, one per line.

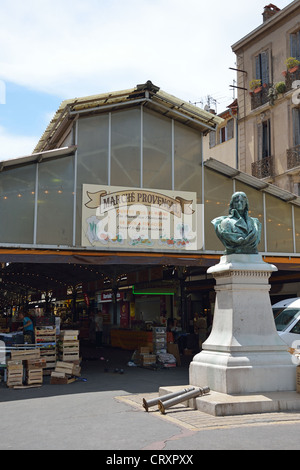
left=227, top=119, right=234, bottom=140
left=293, top=108, right=300, bottom=147
left=261, top=51, right=270, bottom=85
left=209, top=131, right=216, bottom=148
left=255, top=55, right=261, bottom=80
left=291, top=32, right=300, bottom=61
left=257, top=123, right=263, bottom=160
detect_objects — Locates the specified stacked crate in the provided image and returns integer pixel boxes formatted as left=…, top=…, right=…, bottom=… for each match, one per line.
left=152, top=327, right=167, bottom=355
left=57, top=330, right=80, bottom=362
left=35, top=326, right=56, bottom=375
left=25, top=358, right=47, bottom=385
left=50, top=361, right=81, bottom=385
left=6, top=360, right=23, bottom=388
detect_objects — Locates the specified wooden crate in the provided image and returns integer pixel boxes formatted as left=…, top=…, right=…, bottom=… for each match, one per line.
left=59, top=330, right=79, bottom=339
left=7, top=360, right=23, bottom=387
left=11, top=349, right=40, bottom=361
left=50, top=360, right=79, bottom=385
left=50, top=376, right=76, bottom=385
left=58, top=338, right=79, bottom=362
left=26, top=368, right=43, bottom=385
left=25, top=358, right=47, bottom=370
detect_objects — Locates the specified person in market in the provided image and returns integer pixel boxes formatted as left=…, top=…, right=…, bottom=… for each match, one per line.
left=18, top=311, right=35, bottom=344
left=94, top=309, right=103, bottom=348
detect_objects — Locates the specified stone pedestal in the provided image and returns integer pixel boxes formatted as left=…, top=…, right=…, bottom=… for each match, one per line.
left=189, top=254, right=296, bottom=394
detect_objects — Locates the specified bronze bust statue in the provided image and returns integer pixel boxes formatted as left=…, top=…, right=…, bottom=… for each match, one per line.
left=211, top=191, right=261, bottom=255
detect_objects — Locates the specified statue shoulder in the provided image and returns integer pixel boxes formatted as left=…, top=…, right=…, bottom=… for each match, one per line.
left=211, top=216, right=226, bottom=228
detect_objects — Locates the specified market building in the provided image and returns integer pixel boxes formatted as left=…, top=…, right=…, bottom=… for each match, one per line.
left=1, top=80, right=300, bottom=353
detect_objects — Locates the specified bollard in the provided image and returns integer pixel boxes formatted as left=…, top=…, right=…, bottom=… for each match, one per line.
left=142, top=387, right=195, bottom=412
left=158, top=386, right=210, bottom=414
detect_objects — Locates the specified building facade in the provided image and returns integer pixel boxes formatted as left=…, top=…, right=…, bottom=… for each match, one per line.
left=231, top=1, right=300, bottom=193
left=2, top=81, right=300, bottom=339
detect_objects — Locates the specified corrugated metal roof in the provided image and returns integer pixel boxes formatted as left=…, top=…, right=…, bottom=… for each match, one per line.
left=0, top=146, right=76, bottom=168
left=33, top=81, right=224, bottom=153
left=204, top=157, right=300, bottom=206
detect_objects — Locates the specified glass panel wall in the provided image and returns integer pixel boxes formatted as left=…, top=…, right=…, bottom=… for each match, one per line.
left=203, top=168, right=234, bottom=251
left=76, top=114, right=109, bottom=244
left=174, top=122, right=202, bottom=202
left=265, top=194, right=293, bottom=252
left=111, top=108, right=141, bottom=187
left=235, top=181, right=265, bottom=252
left=294, top=205, right=300, bottom=253
left=77, top=115, right=109, bottom=186
left=36, top=157, right=74, bottom=245
left=143, top=109, right=172, bottom=190
left=0, top=165, right=35, bottom=244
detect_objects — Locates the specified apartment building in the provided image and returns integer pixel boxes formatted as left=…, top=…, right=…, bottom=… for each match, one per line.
left=231, top=1, right=300, bottom=194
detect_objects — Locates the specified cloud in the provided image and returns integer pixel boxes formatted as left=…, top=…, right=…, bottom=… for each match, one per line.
left=0, top=0, right=292, bottom=109
left=0, top=125, right=38, bottom=161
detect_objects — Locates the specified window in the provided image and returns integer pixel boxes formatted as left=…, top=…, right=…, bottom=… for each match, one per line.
left=220, top=126, right=226, bottom=144
left=209, top=118, right=234, bottom=147
left=257, top=119, right=271, bottom=159
left=227, top=118, right=234, bottom=140
left=255, top=50, right=270, bottom=85
left=291, top=30, right=300, bottom=61
left=293, top=108, right=300, bottom=147
left=209, top=131, right=216, bottom=148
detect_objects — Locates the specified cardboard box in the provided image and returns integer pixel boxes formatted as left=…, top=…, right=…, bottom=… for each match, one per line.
left=141, top=353, right=156, bottom=366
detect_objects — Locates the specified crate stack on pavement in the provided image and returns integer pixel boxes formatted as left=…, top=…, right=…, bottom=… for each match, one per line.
left=6, top=360, right=23, bottom=388
left=51, top=330, right=81, bottom=384
left=35, top=326, right=57, bottom=375
left=7, top=349, right=46, bottom=388
left=57, top=330, right=80, bottom=362
left=50, top=361, right=81, bottom=385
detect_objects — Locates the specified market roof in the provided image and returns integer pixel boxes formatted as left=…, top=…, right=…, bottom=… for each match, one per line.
left=204, top=157, right=300, bottom=206
left=33, top=80, right=224, bottom=153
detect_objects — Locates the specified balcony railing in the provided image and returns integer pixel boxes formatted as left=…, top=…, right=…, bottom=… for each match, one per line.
left=287, top=144, right=300, bottom=170
left=252, top=156, right=275, bottom=179
left=285, top=67, right=300, bottom=92
left=251, top=84, right=271, bottom=110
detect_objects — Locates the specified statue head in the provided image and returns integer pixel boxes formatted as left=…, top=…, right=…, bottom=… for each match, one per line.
left=229, top=192, right=249, bottom=218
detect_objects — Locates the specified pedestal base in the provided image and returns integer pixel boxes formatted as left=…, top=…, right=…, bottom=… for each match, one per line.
left=189, top=254, right=296, bottom=394
left=159, top=386, right=300, bottom=416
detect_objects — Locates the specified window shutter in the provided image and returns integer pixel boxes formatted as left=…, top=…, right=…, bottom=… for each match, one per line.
left=255, top=55, right=261, bottom=80
left=257, top=123, right=263, bottom=160
left=261, top=51, right=270, bottom=85
left=290, top=31, right=300, bottom=61
left=209, top=131, right=216, bottom=148
left=293, top=108, right=300, bottom=147
left=291, top=33, right=297, bottom=58
left=227, top=119, right=234, bottom=140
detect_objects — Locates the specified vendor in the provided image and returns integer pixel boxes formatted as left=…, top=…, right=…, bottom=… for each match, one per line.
left=18, top=312, right=35, bottom=344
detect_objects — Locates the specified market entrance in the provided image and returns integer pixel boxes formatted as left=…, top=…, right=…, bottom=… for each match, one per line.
left=0, top=249, right=217, bottom=351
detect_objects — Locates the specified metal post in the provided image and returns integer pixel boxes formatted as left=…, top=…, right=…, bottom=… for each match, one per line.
left=158, top=386, right=210, bottom=414
left=142, top=387, right=195, bottom=412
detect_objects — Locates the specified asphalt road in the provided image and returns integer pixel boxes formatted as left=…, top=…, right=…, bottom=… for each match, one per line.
left=1, top=346, right=300, bottom=453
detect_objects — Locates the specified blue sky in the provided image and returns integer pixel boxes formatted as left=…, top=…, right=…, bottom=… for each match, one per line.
left=0, top=0, right=292, bottom=160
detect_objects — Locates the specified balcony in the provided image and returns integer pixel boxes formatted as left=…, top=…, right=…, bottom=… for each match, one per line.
left=287, top=144, right=300, bottom=170
left=252, top=156, right=275, bottom=179
left=285, top=67, right=300, bottom=92
left=251, top=84, right=271, bottom=110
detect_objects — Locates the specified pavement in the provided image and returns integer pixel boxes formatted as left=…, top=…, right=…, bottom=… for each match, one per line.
left=1, top=344, right=300, bottom=451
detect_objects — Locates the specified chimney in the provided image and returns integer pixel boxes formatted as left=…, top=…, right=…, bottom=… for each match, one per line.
left=262, top=4, right=281, bottom=22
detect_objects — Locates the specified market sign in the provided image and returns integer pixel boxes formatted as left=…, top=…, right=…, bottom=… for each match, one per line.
left=82, top=185, right=200, bottom=251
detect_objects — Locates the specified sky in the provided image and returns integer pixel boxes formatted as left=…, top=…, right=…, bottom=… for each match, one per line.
left=0, top=0, right=293, bottom=160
